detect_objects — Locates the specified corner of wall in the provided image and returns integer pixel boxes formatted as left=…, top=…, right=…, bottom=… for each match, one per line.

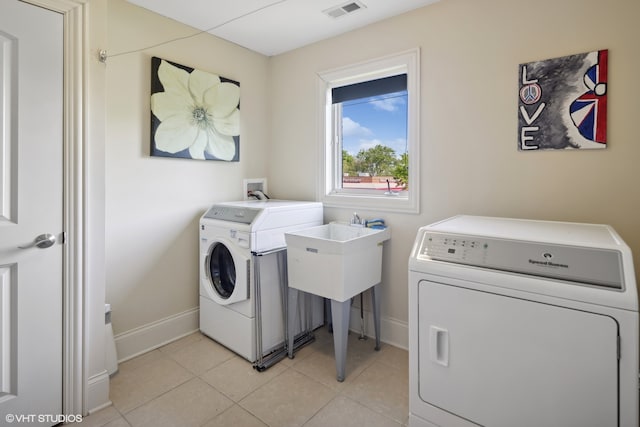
left=348, top=306, right=408, bottom=350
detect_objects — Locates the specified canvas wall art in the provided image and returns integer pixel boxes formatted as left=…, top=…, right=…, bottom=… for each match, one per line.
left=150, top=57, right=240, bottom=161
left=518, top=49, right=608, bottom=151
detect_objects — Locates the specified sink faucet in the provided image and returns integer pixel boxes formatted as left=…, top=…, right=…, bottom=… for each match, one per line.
left=350, top=212, right=363, bottom=226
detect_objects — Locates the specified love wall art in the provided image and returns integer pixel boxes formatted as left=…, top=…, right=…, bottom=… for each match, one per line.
left=518, top=49, right=608, bottom=151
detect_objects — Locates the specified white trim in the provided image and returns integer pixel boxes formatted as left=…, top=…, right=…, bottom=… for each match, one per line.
left=86, top=371, right=110, bottom=415
left=348, top=306, right=408, bottom=350
left=63, top=2, right=86, bottom=416
left=114, top=308, right=200, bottom=362
left=21, top=0, right=87, bottom=416
left=317, top=48, right=421, bottom=214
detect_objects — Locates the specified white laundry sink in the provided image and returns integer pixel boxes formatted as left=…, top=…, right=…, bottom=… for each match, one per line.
left=285, top=223, right=390, bottom=302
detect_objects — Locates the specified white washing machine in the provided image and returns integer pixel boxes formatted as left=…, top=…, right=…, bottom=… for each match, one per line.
left=408, top=215, right=639, bottom=427
left=199, top=199, right=324, bottom=364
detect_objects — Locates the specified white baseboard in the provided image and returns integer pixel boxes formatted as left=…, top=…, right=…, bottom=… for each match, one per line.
left=348, top=306, right=408, bottom=350
left=86, top=370, right=111, bottom=414
left=114, top=308, right=199, bottom=363
left=113, top=305, right=405, bottom=364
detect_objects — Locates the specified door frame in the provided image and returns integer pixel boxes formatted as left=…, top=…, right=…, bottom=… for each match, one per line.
left=21, top=0, right=88, bottom=415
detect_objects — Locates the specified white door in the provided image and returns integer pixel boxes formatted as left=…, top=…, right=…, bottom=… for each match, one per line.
left=0, top=0, right=64, bottom=424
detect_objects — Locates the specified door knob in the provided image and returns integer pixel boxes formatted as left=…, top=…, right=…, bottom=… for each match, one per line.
left=19, top=233, right=57, bottom=249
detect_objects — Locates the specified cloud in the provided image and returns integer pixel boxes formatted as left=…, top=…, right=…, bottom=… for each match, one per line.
left=387, top=138, right=408, bottom=154
left=370, top=95, right=405, bottom=112
left=342, top=117, right=373, bottom=137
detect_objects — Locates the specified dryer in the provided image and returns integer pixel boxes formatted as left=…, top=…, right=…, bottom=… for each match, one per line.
left=408, top=215, right=639, bottom=427
left=199, top=199, right=324, bottom=363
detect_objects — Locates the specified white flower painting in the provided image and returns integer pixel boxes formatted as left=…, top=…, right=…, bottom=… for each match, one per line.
left=150, top=57, right=240, bottom=161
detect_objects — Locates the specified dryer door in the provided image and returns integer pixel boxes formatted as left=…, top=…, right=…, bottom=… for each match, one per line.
left=204, top=240, right=250, bottom=305
left=417, top=279, right=619, bottom=427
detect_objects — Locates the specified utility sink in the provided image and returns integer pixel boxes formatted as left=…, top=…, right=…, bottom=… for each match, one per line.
left=286, top=222, right=390, bottom=382
left=285, top=223, right=390, bottom=302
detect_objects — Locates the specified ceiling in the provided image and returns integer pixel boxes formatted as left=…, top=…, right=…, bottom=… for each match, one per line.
left=126, top=0, right=439, bottom=56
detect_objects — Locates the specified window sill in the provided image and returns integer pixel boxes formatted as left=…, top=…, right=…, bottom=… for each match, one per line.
left=321, top=191, right=418, bottom=214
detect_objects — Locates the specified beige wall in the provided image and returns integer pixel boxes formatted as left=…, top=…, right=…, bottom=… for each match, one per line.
left=268, top=0, right=640, bottom=340
left=106, top=0, right=269, bottom=335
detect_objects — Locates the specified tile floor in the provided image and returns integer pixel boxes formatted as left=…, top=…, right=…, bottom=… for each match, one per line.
left=83, top=328, right=409, bottom=427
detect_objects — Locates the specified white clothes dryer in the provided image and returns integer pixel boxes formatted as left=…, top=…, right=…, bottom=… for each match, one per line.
left=199, top=200, right=324, bottom=363
left=408, top=215, right=639, bottom=427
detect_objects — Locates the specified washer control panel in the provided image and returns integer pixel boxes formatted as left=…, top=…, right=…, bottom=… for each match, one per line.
left=203, top=205, right=261, bottom=224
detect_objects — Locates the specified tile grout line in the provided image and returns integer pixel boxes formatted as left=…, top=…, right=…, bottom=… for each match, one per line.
left=115, top=372, right=195, bottom=418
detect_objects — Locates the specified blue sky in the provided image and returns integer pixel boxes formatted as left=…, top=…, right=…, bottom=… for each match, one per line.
left=341, top=91, right=408, bottom=157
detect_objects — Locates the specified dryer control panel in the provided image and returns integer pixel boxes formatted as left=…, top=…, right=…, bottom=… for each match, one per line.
left=419, top=234, right=488, bottom=265
left=416, top=227, right=624, bottom=290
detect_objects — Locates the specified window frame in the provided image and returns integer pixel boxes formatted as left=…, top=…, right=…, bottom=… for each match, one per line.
left=317, top=48, right=420, bottom=213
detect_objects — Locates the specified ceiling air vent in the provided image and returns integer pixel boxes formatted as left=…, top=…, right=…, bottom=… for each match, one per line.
left=323, top=1, right=367, bottom=19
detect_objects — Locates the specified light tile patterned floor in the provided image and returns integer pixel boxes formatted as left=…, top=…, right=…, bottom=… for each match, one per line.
left=83, top=328, right=409, bottom=427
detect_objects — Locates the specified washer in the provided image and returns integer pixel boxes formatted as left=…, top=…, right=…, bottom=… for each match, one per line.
left=199, top=199, right=323, bottom=363
left=408, top=215, right=639, bottom=427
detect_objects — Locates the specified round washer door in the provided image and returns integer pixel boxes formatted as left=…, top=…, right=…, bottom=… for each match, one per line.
left=204, top=240, right=249, bottom=305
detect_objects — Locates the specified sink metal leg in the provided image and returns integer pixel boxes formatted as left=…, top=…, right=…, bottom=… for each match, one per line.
left=325, top=298, right=332, bottom=333
left=371, top=283, right=381, bottom=351
left=331, top=299, right=350, bottom=382
left=287, top=288, right=298, bottom=359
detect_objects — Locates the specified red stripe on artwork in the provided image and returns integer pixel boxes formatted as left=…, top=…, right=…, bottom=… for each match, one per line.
left=596, top=50, right=608, bottom=143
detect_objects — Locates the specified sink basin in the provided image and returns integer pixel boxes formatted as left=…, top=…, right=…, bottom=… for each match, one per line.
left=285, top=223, right=390, bottom=302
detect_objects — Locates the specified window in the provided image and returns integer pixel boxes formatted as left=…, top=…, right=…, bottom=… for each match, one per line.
left=317, top=49, right=420, bottom=213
